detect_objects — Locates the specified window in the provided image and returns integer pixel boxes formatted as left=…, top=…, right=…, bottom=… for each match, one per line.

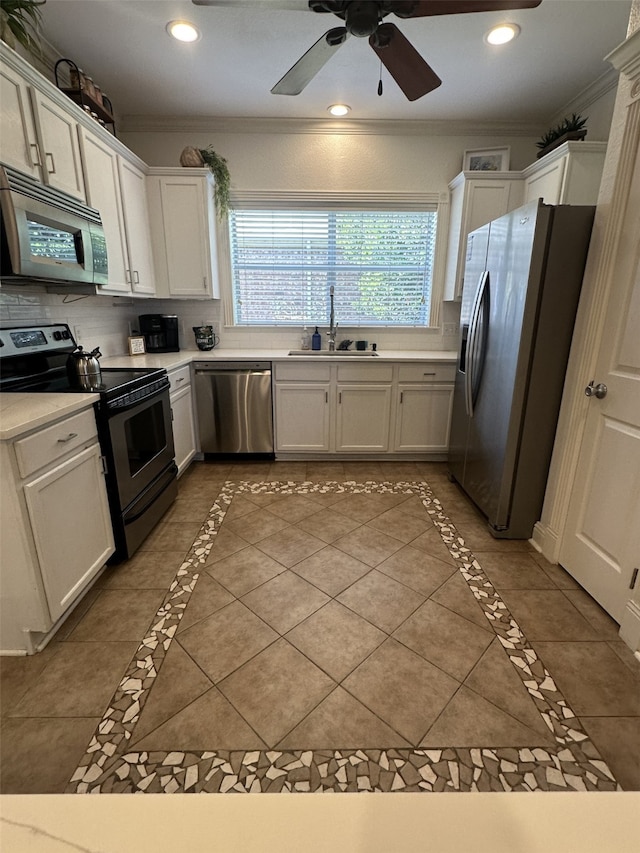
left=227, top=198, right=439, bottom=327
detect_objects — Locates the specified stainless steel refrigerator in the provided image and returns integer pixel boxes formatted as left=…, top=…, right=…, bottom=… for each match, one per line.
left=448, top=199, right=595, bottom=538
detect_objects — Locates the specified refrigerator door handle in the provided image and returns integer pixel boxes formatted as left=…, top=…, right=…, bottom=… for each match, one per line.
left=465, top=270, right=490, bottom=418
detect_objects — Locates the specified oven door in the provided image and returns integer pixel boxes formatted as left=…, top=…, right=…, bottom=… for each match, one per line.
left=106, top=385, right=175, bottom=511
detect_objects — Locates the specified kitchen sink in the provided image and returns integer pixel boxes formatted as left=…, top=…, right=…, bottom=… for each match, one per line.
left=288, top=350, right=379, bottom=357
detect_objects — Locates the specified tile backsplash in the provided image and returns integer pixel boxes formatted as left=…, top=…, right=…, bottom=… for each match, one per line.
left=0, top=289, right=460, bottom=353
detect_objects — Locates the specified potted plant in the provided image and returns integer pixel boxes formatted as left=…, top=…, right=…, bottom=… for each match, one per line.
left=0, top=0, right=46, bottom=57
left=179, top=145, right=231, bottom=220
left=536, top=113, right=588, bottom=159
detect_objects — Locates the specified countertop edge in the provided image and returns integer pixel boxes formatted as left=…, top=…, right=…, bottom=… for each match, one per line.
left=0, top=393, right=99, bottom=441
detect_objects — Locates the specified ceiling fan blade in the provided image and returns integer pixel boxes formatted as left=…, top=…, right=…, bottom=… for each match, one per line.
left=391, top=0, right=542, bottom=17
left=272, top=27, right=348, bottom=95
left=369, top=23, right=441, bottom=102
left=192, top=1, right=308, bottom=9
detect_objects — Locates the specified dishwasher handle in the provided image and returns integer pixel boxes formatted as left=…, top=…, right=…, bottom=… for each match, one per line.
left=194, top=361, right=271, bottom=373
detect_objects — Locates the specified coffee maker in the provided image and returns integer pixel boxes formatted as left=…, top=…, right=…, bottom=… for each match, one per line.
left=138, top=314, right=179, bottom=353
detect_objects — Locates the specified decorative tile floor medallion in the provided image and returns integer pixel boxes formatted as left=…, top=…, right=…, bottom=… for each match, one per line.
left=67, top=480, right=620, bottom=794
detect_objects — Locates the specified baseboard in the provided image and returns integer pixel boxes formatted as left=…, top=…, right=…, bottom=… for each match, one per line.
left=619, top=599, right=640, bottom=654
left=531, top=520, right=561, bottom=563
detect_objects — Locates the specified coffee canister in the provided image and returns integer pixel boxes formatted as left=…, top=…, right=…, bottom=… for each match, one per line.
left=193, top=326, right=219, bottom=351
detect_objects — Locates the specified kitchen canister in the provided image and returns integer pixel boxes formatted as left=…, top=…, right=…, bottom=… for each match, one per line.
left=193, top=325, right=219, bottom=351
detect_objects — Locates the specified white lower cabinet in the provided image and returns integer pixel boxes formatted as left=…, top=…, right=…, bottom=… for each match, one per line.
left=273, top=360, right=454, bottom=458
left=24, top=443, right=114, bottom=622
left=0, top=405, right=115, bottom=652
left=336, top=385, right=391, bottom=452
left=168, top=365, right=197, bottom=475
left=394, top=385, right=454, bottom=452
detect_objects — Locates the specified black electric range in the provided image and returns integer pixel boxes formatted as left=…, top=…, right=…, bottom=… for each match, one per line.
left=0, top=323, right=178, bottom=562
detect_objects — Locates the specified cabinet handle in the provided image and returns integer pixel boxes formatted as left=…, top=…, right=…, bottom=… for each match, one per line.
left=203, top=276, right=207, bottom=290
left=423, top=372, right=436, bottom=376
left=57, top=432, right=78, bottom=443
left=175, top=376, right=185, bottom=384
left=133, top=270, right=140, bottom=284
left=29, top=143, right=42, bottom=167
left=400, top=391, right=403, bottom=404
left=338, top=392, right=342, bottom=404
left=325, top=391, right=328, bottom=403
left=126, top=269, right=131, bottom=284
left=45, top=152, right=56, bottom=174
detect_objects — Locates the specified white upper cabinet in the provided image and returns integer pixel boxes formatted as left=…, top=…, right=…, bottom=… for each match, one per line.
left=147, top=168, right=221, bottom=299
left=443, top=172, right=523, bottom=301
left=0, top=55, right=85, bottom=199
left=118, top=158, right=156, bottom=296
left=78, top=126, right=130, bottom=294
left=28, top=86, right=86, bottom=200
left=521, top=141, right=607, bottom=206
left=0, top=59, right=41, bottom=179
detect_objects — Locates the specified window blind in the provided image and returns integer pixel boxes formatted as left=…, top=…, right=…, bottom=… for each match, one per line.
left=228, top=208, right=438, bottom=327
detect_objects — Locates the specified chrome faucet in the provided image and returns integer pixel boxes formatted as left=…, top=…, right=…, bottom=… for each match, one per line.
left=327, top=285, right=338, bottom=351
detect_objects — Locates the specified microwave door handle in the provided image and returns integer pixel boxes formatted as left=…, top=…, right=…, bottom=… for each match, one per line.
left=465, top=271, right=489, bottom=418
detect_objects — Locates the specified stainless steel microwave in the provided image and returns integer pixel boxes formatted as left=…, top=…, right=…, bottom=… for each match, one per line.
left=0, top=163, right=108, bottom=288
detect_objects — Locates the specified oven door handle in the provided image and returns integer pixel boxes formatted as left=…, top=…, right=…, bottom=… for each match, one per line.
left=106, top=379, right=171, bottom=415
left=124, top=463, right=177, bottom=525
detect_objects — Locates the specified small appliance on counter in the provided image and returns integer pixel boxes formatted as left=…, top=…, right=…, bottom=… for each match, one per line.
left=138, top=314, right=179, bottom=353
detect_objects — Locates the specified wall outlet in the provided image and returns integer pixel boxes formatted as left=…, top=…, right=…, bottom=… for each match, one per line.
left=443, top=322, right=459, bottom=335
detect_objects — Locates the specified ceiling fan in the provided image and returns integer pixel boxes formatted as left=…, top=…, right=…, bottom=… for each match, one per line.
left=193, top=1, right=542, bottom=102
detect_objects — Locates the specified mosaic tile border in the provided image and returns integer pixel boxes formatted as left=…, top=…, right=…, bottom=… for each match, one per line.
left=66, top=480, right=620, bottom=794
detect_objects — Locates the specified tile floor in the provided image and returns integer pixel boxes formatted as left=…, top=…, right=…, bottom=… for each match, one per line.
left=1, top=461, right=639, bottom=794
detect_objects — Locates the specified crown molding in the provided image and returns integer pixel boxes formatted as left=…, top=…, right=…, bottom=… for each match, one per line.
left=119, top=115, right=542, bottom=138
left=547, top=66, right=620, bottom=128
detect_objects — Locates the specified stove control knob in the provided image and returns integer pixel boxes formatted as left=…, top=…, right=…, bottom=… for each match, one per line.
left=53, top=331, right=62, bottom=340
left=61, top=330, right=70, bottom=340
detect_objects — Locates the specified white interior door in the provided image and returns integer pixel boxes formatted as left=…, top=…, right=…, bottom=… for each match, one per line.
left=558, top=143, right=640, bottom=624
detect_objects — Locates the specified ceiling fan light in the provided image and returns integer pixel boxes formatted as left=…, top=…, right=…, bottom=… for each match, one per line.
left=328, top=104, right=351, bottom=116
left=485, top=23, right=520, bottom=46
left=167, top=20, right=201, bottom=43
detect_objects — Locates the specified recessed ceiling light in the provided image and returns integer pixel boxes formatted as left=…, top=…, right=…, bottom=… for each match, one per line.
left=328, top=104, right=351, bottom=117
left=166, top=20, right=201, bottom=43
left=485, top=23, right=520, bottom=45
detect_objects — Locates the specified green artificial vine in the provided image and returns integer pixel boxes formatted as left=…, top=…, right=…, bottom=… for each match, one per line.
left=198, top=146, right=231, bottom=220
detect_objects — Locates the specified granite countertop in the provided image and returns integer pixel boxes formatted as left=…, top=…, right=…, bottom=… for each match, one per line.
left=1, top=349, right=458, bottom=440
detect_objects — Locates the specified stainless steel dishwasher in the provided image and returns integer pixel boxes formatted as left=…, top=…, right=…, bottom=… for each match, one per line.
left=193, top=361, right=274, bottom=456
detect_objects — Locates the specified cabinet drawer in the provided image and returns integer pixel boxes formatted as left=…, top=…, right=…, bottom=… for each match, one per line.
left=337, top=364, right=393, bottom=382
left=169, top=364, right=191, bottom=394
left=15, top=408, right=98, bottom=479
left=275, top=362, right=331, bottom=382
left=397, top=363, right=456, bottom=383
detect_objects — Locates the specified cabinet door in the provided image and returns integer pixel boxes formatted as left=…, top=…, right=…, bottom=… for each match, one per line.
left=158, top=175, right=218, bottom=298
left=336, top=385, right=391, bottom=452
left=23, top=443, right=114, bottom=622
left=394, top=385, right=454, bottom=452
left=29, top=88, right=86, bottom=200
left=79, top=127, right=130, bottom=294
left=171, top=385, right=197, bottom=476
left=275, top=384, right=330, bottom=452
left=118, top=158, right=156, bottom=295
left=0, top=61, right=41, bottom=178
left=523, top=158, right=566, bottom=205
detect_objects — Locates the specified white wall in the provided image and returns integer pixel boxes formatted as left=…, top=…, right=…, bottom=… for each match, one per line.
left=1, top=86, right=617, bottom=354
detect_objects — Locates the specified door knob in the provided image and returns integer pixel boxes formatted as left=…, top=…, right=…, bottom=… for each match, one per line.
left=585, top=380, right=607, bottom=399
